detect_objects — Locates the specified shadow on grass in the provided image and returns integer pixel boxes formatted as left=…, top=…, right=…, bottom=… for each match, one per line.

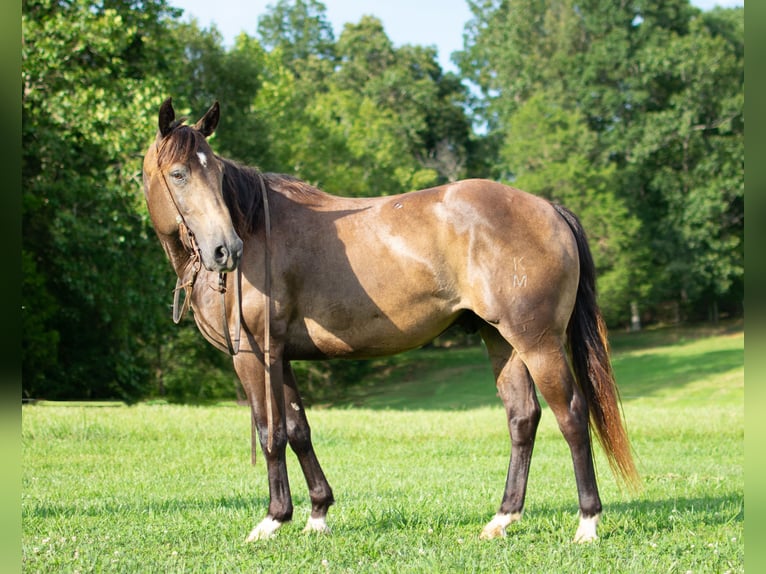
left=324, top=328, right=742, bottom=410
left=25, top=489, right=743, bottom=543
left=24, top=493, right=269, bottom=519
left=340, top=492, right=744, bottom=537
left=614, top=348, right=743, bottom=399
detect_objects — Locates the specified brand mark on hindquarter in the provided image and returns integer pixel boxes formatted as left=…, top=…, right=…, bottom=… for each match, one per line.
left=512, top=257, right=527, bottom=288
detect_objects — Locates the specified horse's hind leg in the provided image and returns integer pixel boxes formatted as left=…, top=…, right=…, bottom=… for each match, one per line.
left=517, top=338, right=602, bottom=542
left=479, top=326, right=541, bottom=540
left=283, top=362, right=335, bottom=534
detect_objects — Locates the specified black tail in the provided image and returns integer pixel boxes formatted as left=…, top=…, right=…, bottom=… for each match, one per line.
left=552, top=204, right=640, bottom=491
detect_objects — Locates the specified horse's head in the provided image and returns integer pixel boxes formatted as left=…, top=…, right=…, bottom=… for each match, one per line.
left=143, top=98, right=243, bottom=272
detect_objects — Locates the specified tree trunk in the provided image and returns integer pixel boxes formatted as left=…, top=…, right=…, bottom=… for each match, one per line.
left=630, top=301, right=642, bottom=332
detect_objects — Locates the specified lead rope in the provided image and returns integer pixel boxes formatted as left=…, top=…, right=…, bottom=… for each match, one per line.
left=249, top=183, right=273, bottom=462
left=219, top=270, right=241, bottom=355
left=261, top=184, right=274, bottom=455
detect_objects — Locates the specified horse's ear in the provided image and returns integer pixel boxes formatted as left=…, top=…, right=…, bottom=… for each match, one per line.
left=194, top=101, right=220, bottom=138
left=158, top=97, right=175, bottom=138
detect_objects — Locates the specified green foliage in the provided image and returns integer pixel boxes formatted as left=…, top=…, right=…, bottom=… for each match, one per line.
left=21, top=0, right=744, bottom=402
left=157, top=326, right=241, bottom=404
left=625, top=9, right=744, bottom=312
left=257, top=0, right=336, bottom=69
left=253, top=11, right=469, bottom=194
left=22, top=0, right=179, bottom=400
left=457, top=0, right=743, bottom=325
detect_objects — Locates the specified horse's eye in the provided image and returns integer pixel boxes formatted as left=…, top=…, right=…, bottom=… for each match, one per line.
left=170, top=169, right=186, bottom=183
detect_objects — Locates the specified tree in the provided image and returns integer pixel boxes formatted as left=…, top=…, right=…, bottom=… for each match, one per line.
left=456, top=0, right=743, bottom=325
left=624, top=8, right=744, bottom=320
left=257, top=0, right=336, bottom=71
left=22, top=0, right=181, bottom=399
left=335, top=16, right=473, bottom=184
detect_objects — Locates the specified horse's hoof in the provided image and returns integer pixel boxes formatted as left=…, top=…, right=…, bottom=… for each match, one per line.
left=479, top=524, right=506, bottom=540
left=573, top=513, right=600, bottom=543
left=245, top=517, right=283, bottom=542
left=479, top=512, right=522, bottom=540
left=303, top=516, right=331, bottom=534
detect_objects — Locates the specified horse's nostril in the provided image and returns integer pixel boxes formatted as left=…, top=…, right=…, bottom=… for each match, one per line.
left=215, top=245, right=229, bottom=263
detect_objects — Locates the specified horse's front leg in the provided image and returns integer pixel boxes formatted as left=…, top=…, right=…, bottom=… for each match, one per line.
left=283, top=362, right=335, bottom=533
left=233, top=345, right=292, bottom=541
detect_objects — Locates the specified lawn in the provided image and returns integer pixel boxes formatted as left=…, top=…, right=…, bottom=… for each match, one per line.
left=21, top=324, right=743, bottom=572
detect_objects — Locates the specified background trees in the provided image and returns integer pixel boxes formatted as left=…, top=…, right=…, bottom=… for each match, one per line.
left=22, top=0, right=743, bottom=401
left=457, top=0, right=743, bottom=324
left=22, top=0, right=180, bottom=400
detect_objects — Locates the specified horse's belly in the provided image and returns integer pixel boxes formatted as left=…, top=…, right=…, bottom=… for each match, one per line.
left=288, top=300, right=459, bottom=360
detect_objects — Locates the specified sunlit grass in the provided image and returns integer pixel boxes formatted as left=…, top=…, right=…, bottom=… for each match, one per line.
left=22, top=326, right=743, bottom=572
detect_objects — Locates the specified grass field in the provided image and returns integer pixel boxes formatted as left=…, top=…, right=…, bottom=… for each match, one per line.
left=22, top=324, right=743, bottom=572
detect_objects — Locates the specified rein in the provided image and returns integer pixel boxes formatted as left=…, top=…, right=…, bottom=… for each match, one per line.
left=261, top=182, right=274, bottom=454
left=172, top=225, right=241, bottom=356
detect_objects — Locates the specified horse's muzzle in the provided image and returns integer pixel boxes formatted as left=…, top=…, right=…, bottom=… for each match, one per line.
left=212, top=237, right=244, bottom=272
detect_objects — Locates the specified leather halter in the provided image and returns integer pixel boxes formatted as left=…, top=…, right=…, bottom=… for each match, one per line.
left=155, top=147, right=241, bottom=356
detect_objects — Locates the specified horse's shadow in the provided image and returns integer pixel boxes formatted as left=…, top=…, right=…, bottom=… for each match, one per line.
left=26, top=490, right=742, bottom=541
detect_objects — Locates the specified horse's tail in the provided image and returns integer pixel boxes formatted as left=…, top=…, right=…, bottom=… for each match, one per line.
left=552, top=203, right=641, bottom=492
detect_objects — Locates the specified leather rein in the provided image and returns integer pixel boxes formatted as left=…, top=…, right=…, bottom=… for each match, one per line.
left=171, top=222, right=242, bottom=357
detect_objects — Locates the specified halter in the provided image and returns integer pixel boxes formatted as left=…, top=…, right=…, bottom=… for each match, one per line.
left=155, top=147, right=241, bottom=356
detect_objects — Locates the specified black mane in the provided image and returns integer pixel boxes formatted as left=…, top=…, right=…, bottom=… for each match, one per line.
left=219, top=157, right=265, bottom=237
left=219, top=156, right=326, bottom=237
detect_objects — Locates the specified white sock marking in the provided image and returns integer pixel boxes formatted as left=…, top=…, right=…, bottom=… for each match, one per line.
left=479, top=512, right=522, bottom=540
left=573, top=513, right=600, bottom=543
left=303, top=515, right=330, bottom=534
left=245, top=516, right=282, bottom=542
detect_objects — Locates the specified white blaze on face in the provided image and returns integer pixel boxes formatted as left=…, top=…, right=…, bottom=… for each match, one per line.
left=197, top=151, right=208, bottom=169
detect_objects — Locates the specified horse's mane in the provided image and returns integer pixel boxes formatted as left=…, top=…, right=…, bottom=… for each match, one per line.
left=158, top=123, right=325, bottom=238
left=219, top=157, right=326, bottom=237
left=218, top=157, right=264, bottom=237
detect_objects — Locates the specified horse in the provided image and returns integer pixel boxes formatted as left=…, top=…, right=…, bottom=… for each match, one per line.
left=142, top=98, right=639, bottom=543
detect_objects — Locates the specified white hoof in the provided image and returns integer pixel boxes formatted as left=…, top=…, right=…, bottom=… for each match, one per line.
left=479, top=512, right=522, bottom=540
left=303, top=515, right=331, bottom=534
left=573, top=513, right=600, bottom=543
left=246, top=517, right=283, bottom=542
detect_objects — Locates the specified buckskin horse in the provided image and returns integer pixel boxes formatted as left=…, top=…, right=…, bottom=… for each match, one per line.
left=142, top=98, right=639, bottom=543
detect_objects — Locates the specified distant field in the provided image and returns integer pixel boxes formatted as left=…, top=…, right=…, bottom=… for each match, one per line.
left=22, top=325, right=743, bottom=572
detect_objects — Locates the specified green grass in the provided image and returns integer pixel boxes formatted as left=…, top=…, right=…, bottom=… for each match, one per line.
left=22, top=325, right=743, bottom=572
